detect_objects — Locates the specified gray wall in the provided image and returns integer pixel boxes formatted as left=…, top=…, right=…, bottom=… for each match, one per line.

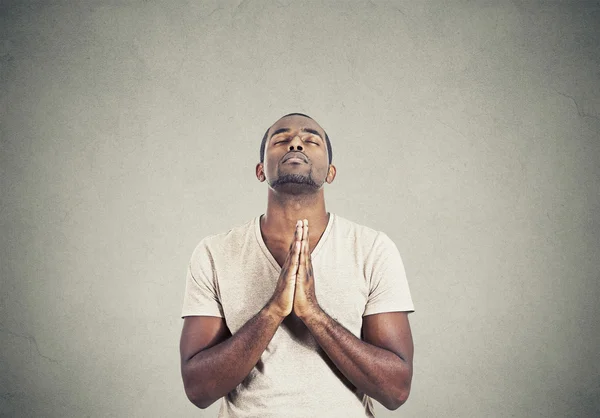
left=1, top=1, right=599, bottom=417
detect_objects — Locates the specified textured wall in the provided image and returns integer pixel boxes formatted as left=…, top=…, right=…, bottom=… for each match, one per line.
left=1, top=1, right=599, bottom=417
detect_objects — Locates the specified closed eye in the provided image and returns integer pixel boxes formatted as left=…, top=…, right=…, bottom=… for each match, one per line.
left=304, top=134, right=321, bottom=145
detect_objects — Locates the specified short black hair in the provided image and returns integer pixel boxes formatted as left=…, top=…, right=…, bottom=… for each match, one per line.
left=259, top=113, right=333, bottom=164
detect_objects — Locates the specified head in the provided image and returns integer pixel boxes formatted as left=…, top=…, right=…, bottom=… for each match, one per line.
left=256, top=113, right=336, bottom=194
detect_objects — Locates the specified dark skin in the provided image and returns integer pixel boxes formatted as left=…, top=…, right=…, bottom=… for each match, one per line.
left=180, top=115, right=414, bottom=410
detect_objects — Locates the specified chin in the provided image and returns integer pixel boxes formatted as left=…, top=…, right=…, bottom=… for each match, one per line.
left=269, top=176, right=319, bottom=193
left=272, top=184, right=319, bottom=195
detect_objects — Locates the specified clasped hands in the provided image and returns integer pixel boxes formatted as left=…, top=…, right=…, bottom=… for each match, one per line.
left=268, top=219, right=320, bottom=321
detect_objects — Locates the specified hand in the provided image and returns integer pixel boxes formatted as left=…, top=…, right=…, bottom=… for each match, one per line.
left=266, top=220, right=303, bottom=319
left=293, top=219, right=320, bottom=320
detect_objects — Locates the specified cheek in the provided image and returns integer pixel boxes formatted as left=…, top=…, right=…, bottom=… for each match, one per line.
left=265, top=156, right=280, bottom=174
left=313, top=164, right=330, bottom=179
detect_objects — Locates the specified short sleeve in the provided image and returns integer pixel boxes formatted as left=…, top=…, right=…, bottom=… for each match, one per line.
left=181, top=239, right=224, bottom=318
left=363, top=232, right=414, bottom=316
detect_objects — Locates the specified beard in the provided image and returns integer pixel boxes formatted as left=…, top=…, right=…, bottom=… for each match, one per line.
left=267, top=169, right=322, bottom=192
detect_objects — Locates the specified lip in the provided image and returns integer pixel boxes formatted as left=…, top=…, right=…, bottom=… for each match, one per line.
left=282, top=152, right=308, bottom=163
left=284, top=157, right=306, bottom=164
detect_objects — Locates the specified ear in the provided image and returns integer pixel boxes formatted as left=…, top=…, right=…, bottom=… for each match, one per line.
left=325, top=164, right=336, bottom=184
left=256, top=163, right=266, bottom=182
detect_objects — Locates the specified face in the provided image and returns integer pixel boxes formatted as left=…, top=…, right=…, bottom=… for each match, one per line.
left=257, top=115, right=335, bottom=194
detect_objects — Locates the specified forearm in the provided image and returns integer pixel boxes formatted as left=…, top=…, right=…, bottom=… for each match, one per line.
left=182, top=306, right=282, bottom=408
left=302, top=309, right=412, bottom=410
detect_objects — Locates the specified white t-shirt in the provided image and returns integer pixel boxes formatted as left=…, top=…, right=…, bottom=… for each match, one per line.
left=182, top=213, right=414, bottom=418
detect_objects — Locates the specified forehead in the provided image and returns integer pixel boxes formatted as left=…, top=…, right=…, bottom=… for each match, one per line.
left=268, top=115, right=325, bottom=138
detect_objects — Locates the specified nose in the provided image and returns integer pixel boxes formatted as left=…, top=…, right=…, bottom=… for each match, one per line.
left=289, top=135, right=303, bottom=152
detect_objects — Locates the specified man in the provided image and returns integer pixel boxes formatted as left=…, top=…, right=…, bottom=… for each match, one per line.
left=180, top=113, right=414, bottom=417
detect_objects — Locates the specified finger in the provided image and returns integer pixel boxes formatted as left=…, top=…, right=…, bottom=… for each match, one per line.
left=289, top=240, right=301, bottom=278
left=294, top=221, right=302, bottom=262
left=302, top=219, right=308, bottom=245
left=284, top=222, right=302, bottom=273
left=289, top=220, right=302, bottom=253
left=304, top=222, right=313, bottom=280
left=305, top=220, right=310, bottom=255
left=292, top=223, right=301, bottom=258
left=300, top=219, right=308, bottom=266
left=297, top=239, right=306, bottom=283
left=284, top=241, right=302, bottom=281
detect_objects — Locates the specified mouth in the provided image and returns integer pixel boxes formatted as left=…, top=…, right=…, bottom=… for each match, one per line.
left=284, top=157, right=306, bottom=164
left=282, top=152, right=308, bottom=164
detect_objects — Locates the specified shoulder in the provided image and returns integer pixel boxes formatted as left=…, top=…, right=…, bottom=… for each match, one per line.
left=189, top=217, right=256, bottom=260
left=330, top=214, right=402, bottom=270
left=332, top=214, right=394, bottom=249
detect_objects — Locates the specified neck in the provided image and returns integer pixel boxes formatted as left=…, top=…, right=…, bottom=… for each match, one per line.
left=262, top=188, right=329, bottom=233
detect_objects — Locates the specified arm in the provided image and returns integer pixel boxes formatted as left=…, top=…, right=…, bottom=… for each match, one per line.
left=301, top=310, right=413, bottom=410
left=180, top=310, right=283, bottom=409
left=293, top=220, right=414, bottom=410
left=180, top=221, right=304, bottom=409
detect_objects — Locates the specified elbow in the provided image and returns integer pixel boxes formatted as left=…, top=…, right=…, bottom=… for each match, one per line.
left=384, top=360, right=413, bottom=410
left=383, top=387, right=410, bottom=410
left=184, top=385, right=216, bottom=410
left=381, top=371, right=412, bottom=410
left=198, top=402, right=214, bottom=409
left=182, top=369, right=217, bottom=410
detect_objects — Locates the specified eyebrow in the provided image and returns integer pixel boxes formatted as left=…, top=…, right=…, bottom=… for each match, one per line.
left=269, top=127, right=323, bottom=141
left=269, top=128, right=290, bottom=139
left=301, top=128, right=323, bottom=140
